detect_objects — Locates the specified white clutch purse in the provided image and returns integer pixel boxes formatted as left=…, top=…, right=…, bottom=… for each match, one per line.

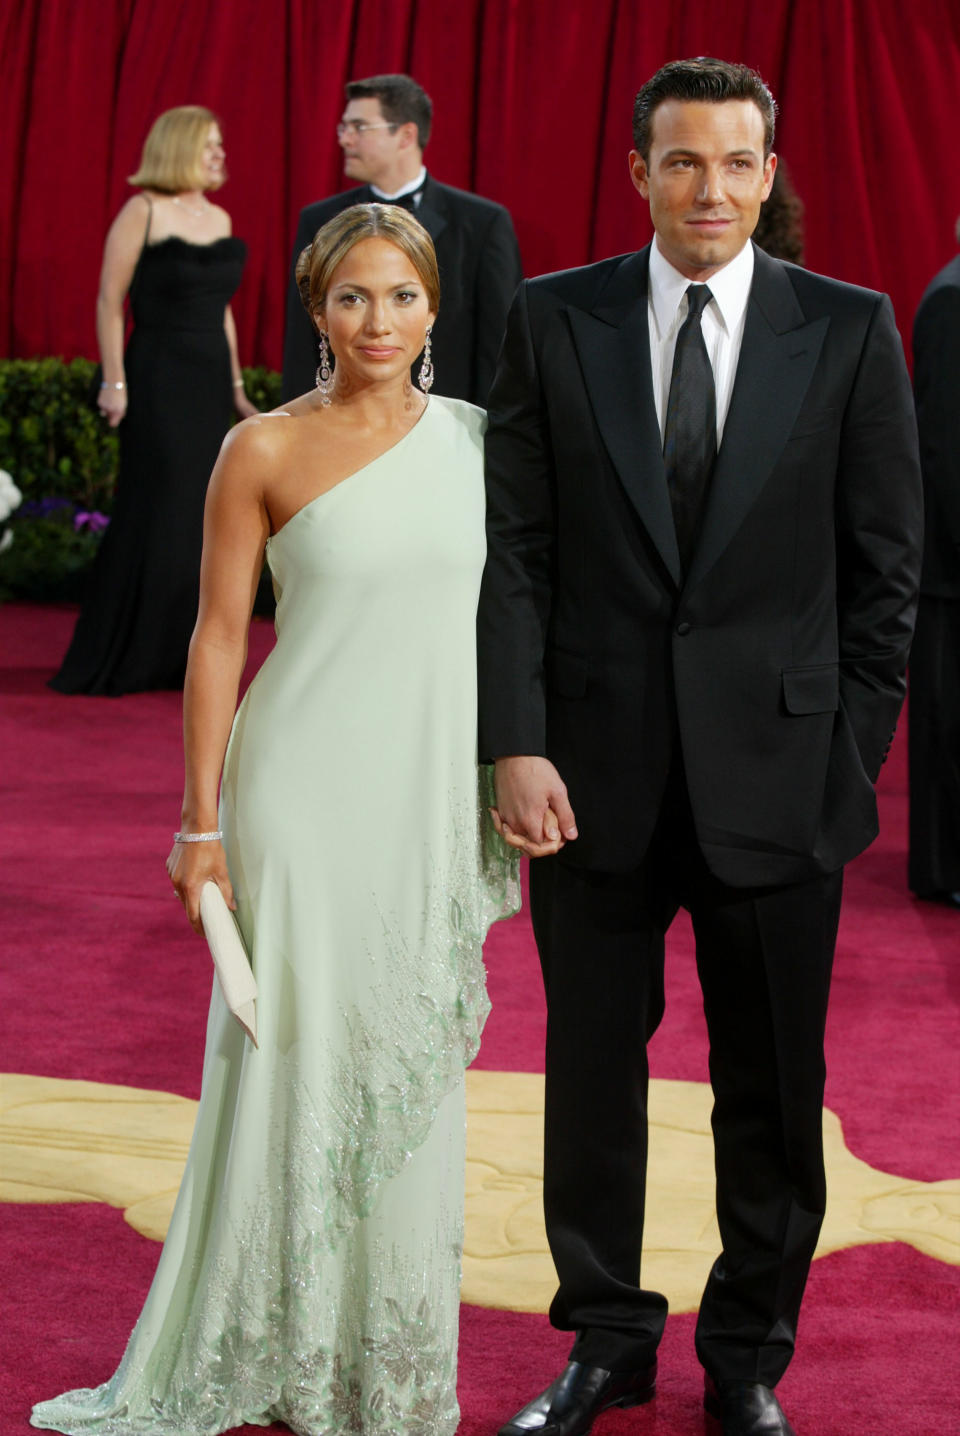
left=199, top=881, right=258, bottom=1047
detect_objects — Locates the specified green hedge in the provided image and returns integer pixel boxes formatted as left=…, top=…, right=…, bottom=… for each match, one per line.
left=0, top=357, right=282, bottom=601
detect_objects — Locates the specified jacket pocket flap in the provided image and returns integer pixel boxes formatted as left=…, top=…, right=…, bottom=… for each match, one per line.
left=547, top=650, right=588, bottom=697
left=782, top=665, right=839, bottom=715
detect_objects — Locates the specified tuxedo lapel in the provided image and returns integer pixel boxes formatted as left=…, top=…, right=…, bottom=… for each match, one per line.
left=568, top=248, right=682, bottom=587
left=685, top=248, right=829, bottom=591
left=414, top=176, right=448, bottom=245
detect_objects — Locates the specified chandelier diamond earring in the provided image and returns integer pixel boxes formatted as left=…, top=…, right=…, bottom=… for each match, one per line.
left=315, top=331, right=333, bottom=406
left=418, top=325, right=434, bottom=395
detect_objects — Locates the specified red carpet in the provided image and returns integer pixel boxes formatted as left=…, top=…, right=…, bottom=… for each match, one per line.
left=1, top=601, right=957, bottom=1435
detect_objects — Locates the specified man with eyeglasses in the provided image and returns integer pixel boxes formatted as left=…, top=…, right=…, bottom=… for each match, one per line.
left=282, top=73, right=522, bottom=404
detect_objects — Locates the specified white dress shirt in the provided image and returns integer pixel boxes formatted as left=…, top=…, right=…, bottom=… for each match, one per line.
left=647, top=236, right=754, bottom=447
left=370, top=167, right=428, bottom=207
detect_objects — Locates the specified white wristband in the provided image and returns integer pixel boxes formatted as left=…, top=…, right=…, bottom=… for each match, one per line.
left=173, top=830, right=223, bottom=843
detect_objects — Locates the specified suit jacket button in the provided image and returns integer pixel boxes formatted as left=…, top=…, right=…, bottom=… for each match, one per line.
left=676, top=621, right=691, bottom=636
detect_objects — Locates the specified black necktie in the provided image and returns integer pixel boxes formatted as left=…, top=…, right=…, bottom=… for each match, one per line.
left=663, top=284, right=716, bottom=572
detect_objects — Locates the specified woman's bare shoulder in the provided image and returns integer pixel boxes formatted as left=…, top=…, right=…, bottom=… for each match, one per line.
left=119, top=191, right=153, bottom=216
left=206, top=200, right=233, bottom=236
left=221, top=411, right=292, bottom=460
left=219, top=401, right=322, bottom=465
left=109, top=192, right=152, bottom=233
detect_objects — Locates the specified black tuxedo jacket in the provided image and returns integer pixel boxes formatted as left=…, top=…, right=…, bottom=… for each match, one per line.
left=282, top=175, right=522, bottom=405
left=477, top=244, right=922, bottom=886
left=913, top=254, right=960, bottom=598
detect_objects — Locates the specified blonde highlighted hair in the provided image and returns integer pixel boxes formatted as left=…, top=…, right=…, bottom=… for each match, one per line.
left=128, top=106, right=224, bottom=193
left=296, top=204, right=440, bottom=320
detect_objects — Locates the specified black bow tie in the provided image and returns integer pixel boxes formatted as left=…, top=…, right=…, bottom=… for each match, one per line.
left=374, top=186, right=424, bottom=212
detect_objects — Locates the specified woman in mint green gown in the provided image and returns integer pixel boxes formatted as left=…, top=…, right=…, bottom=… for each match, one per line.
left=31, top=205, right=519, bottom=1436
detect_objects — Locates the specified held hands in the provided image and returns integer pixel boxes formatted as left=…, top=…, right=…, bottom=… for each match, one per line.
left=490, top=755, right=578, bottom=859
left=166, top=839, right=236, bottom=936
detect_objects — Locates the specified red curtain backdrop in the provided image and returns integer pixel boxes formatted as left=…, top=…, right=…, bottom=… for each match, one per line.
left=2, top=0, right=958, bottom=372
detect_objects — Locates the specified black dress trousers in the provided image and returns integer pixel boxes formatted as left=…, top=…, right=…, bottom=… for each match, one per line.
left=529, top=762, right=842, bottom=1384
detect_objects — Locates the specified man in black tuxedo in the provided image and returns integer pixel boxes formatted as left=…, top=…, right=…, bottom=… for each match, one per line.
left=477, top=58, right=921, bottom=1436
left=908, top=225, right=960, bottom=905
left=282, top=72, right=522, bottom=404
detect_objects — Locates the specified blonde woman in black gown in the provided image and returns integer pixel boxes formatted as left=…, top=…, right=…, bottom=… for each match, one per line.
left=51, top=106, right=254, bottom=696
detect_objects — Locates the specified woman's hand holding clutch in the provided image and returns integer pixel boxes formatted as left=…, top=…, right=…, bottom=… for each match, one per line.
left=166, top=834, right=235, bottom=935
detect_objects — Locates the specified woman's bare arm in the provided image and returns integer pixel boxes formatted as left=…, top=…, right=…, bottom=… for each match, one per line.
left=166, top=419, right=276, bottom=931
left=224, top=304, right=258, bottom=419
left=95, top=194, right=151, bottom=427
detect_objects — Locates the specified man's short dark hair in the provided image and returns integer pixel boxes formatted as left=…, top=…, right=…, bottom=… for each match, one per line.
left=633, top=57, right=776, bottom=161
left=345, top=74, right=432, bottom=150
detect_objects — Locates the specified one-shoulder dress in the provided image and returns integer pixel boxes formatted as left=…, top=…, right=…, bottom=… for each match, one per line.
left=51, top=234, right=247, bottom=695
left=32, top=394, right=519, bottom=1435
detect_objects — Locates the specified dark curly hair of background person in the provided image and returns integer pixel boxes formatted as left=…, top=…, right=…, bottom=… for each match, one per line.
left=753, top=159, right=805, bottom=265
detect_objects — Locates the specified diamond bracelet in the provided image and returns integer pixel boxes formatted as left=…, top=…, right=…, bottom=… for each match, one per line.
left=173, top=830, right=223, bottom=843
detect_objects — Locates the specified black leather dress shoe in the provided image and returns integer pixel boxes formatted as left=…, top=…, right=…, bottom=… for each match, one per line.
left=703, top=1377, right=796, bottom=1435
left=498, top=1359, right=657, bottom=1436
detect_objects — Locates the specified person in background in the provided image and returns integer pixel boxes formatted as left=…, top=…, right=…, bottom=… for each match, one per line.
left=51, top=105, right=255, bottom=696
left=282, top=73, right=522, bottom=405
left=751, top=158, right=804, bottom=264
left=909, top=220, right=960, bottom=907
left=478, top=56, right=921, bottom=1436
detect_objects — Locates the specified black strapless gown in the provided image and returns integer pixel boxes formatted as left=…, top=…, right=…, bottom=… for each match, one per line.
left=51, top=236, right=247, bottom=695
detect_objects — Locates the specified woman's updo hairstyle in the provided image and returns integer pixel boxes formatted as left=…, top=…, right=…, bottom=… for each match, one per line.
left=296, top=203, right=440, bottom=322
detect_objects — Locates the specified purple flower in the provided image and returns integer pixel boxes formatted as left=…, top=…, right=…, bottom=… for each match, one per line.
left=74, top=510, right=110, bottom=533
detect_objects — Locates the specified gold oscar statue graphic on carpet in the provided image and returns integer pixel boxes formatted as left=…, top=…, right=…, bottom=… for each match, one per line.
left=1, top=1070, right=957, bottom=1314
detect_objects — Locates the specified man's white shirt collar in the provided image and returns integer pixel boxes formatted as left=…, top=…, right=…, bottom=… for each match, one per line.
left=648, top=236, right=754, bottom=339
left=370, top=167, right=427, bottom=202
left=646, top=237, right=755, bottom=443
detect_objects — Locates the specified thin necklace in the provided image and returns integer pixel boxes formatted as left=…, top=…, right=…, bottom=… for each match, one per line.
left=172, top=195, right=207, bottom=218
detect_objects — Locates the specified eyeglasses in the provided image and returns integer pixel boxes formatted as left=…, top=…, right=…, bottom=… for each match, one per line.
left=336, top=121, right=398, bottom=139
